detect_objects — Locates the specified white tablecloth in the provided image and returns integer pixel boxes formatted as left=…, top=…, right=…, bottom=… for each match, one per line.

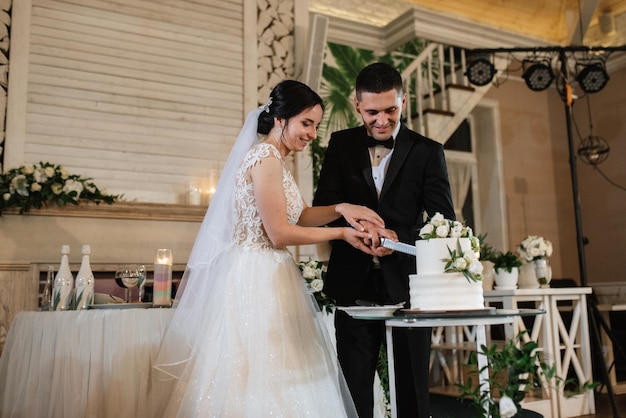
left=0, top=309, right=174, bottom=418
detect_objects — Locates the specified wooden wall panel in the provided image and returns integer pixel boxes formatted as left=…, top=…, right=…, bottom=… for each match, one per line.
left=0, top=264, right=38, bottom=354
left=16, top=0, right=246, bottom=203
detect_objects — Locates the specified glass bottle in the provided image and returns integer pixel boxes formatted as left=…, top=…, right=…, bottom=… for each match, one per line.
left=52, top=245, right=74, bottom=311
left=75, top=244, right=95, bottom=310
left=40, top=265, right=54, bottom=311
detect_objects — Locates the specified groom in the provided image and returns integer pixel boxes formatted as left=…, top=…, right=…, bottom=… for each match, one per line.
left=313, top=62, right=455, bottom=418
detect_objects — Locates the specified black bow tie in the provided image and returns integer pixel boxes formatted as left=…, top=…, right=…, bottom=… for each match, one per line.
left=366, top=137, right=394, bottom=149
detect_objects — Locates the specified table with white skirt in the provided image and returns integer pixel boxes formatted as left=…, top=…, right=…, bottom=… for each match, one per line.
left=0, top=308, right=174, bottom=418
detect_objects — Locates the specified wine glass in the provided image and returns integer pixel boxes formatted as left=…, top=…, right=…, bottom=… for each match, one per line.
left=115, top=265, right=140, bottom=303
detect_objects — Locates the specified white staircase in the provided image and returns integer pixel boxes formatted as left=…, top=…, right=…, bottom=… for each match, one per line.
left=402, top=44, right=507, bottom=144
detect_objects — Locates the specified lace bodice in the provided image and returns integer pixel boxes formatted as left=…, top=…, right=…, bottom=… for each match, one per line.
left=232, top=143, right=303, bottom=250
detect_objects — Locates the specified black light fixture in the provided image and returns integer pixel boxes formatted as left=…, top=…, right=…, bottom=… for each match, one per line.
left=578, top=134, right=610, bottom=165
left=465, top=56, right=495, bottom=86
left=522, top=58, right=554, bottom=91
left=576, top=58, right=610, bottom=93
left=578, top=94, right=610, bottom=165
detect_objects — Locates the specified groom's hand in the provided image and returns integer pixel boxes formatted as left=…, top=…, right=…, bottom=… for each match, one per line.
left=360, top=221, right=397, bottom=257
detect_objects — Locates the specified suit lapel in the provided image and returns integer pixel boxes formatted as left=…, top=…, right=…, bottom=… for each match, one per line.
left=355, top=127, right=378, bottom=199
left=380, top=124, right=412, bottom=199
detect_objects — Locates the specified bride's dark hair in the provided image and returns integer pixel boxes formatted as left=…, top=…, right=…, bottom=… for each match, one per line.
left=257, top=80, right=324, bottom=135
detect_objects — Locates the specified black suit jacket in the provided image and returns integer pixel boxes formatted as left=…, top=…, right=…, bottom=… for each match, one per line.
left=313, top=124, right=455, bottom=306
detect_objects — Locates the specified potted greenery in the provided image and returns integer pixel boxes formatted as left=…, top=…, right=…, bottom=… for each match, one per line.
left=457, top=331, right=597, bottom=418
left=492, top=251, right=522, bottom=289
left=457, top=332, right=554, bottom=418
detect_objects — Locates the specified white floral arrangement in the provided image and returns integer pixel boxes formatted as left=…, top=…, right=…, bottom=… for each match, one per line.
left=517, top=235, right=553, bottom=262
left=443, top=240, right=484, bottom=283
left=419, top=212, right=480, bottom=254
left=419, top=212, right=483, bottom=282
left=297, top=258, right=334, bottom=313
left=1, top=162, right=121, bottom=214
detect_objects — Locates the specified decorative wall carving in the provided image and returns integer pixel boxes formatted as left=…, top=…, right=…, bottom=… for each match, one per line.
left=257, top=0, right=295, bottom=105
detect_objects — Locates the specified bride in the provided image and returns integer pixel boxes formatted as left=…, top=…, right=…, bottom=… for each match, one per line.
left=153, top=80, right=385, bottom=417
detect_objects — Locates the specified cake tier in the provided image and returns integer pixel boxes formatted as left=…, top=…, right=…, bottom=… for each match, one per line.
left=415, top=237, right=472, bottom=275
left=409, top=273, right=484, bottom=311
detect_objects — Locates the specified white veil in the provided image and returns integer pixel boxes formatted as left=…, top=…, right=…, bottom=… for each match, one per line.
left=153, top=107, right=263, bottom=380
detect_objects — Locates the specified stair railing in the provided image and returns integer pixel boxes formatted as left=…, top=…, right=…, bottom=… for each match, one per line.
left=402, top=44, right=467, bottom=135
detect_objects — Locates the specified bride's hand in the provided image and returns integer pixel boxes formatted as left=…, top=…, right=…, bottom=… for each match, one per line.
left=335, top=203, right=384, bottom=231
left=342, top=227, right=376, bottom=255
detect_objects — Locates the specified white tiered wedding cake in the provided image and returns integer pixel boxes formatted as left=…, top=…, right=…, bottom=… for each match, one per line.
left=408, top=213, right=485, bottom=311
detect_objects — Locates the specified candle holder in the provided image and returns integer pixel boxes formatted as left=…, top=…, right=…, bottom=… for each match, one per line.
left=153, top=249, right=173, bottom=307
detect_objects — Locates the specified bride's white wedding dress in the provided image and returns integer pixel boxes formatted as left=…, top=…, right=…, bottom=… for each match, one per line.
left=156, top=143, right=356, bottom=417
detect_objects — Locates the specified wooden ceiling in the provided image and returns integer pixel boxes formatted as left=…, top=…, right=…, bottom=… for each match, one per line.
left=309, top=0, right=626, bottom=47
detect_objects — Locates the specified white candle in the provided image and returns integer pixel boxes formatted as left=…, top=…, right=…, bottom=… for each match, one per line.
left=188, top=182, right=201, bottom=205
left=153, top=249, right=173, bottom=307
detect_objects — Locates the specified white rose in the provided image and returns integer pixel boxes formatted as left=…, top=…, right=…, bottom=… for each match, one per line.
left=419, top=224, right=434, bottom=237
left=431, top=212, right=445, bottom=226
left=465, top=250, right=479, bottom=263
left=3, top=193, right=10, bottom=201
left=44, top=166, right=56, bottom=177
left=51, top=183, right=63, bottom=195
left=453, top=257, right=467, bottom=270
left=530, top=247, right=541, bottom=258
left=468, top=260, right=483, bottom=275
left=450, top=223, right=463, bottom=237
left=59, top=167, right=70, bottom=179
left=33, top=168, right=48, bottom=183
left=435, top=225, right=449, bottom=238
left=21, top=165, right=35, bottom=175
left=499, top=395, right=518, bottom=418
left=62, top=179, right=84, bottom=200
left=538, top=242, right=547, bottom=253
left=546, top=242, right=553, bottom=257
left=30, top=182, right=42, bottom=192
left=11, top=175, right=29, bottom=197
left=302, top=266, right=316, bottom=279
left=310, top=278, right=324, bottom=292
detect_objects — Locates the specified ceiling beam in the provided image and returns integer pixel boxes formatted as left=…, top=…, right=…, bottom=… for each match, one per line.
left=321, top=6, right=550, bottom=53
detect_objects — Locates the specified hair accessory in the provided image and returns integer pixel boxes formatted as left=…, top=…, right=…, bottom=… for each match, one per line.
left=263, top=96, right=273, bottom=113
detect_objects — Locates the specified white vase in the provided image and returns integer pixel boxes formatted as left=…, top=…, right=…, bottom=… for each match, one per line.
left=518, top=262, right=539, bottom=289
left=494, top=267, right=519, bottom=289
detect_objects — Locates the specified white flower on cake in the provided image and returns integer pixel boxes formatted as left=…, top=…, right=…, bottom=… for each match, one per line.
left=417, top=213, right=484, bottom=282
left=442, top=240, right=484, bottom=283
left=517, top=235, right=553, bottom=262
left=410, top=213, right=485, bottom=311
left=419, top=212, right=480, bottom=254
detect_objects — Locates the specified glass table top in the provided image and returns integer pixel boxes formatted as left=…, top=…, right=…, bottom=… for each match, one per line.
left=341, top=307, right=545, bottom=321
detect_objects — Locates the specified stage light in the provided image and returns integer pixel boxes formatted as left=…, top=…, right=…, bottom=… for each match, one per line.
left=522, top=58, right=554, bottom=91
left=577, top=60, right=610, bottom=93
left=578, top=135, right=610, bottom=165
left=465, top=57, right=495, bottom=86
